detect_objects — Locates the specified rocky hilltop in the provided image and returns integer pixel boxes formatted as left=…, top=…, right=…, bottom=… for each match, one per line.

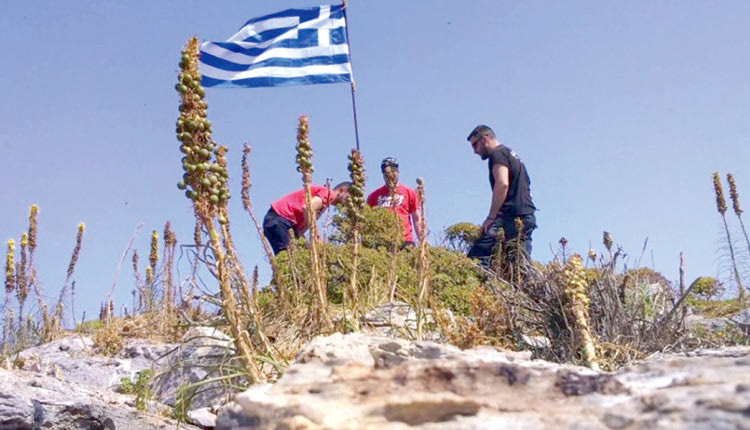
left=1, top=329, right=749, bottom=429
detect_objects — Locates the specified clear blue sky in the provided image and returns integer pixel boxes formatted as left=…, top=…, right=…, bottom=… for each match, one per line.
left=2, top=1, right=749, bottom=322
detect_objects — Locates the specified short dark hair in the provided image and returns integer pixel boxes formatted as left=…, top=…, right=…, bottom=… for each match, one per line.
left=467, top=125, right=495, bottom=141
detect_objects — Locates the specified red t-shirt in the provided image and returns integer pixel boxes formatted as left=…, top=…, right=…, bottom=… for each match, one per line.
left=271, top=185, right=338, bottom=232
left=366, top=184, right=418, bottom=242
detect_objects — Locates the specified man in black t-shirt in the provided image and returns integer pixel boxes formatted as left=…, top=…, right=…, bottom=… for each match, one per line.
left=465, top=125, right=536, bottom=266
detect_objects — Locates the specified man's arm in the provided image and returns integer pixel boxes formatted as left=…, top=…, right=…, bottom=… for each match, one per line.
left=481, top=163, right=509, bottom=233
left=410, top=210, right=422, bottom=241
left=301, top=196, right=325, bottom=235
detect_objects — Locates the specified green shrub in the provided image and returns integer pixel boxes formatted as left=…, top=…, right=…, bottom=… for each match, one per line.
left=329, top=205, right=404, bottom=249
left=442, top=222, right=480, bottom=254
left=273, top=242, right=481, bottom=316
left=689, top=276, right=723, bottom=300
left=271, top=208, right=483, bottom=316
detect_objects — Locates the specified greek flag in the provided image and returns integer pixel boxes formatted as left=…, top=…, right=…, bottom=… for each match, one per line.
left=199, top=5, right=353, bottom=88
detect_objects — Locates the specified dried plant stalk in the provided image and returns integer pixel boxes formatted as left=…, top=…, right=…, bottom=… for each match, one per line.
left=162, top=221, right=177, bottom=312
left=384, top=165, right=400, bottom=301
left=713, top=172, right=744, bottom=301
left=345, top=149, right=365, bottom=330
left=296, top=115, right=332, bottom=331
left=52, top=222, right=85, bottom=335
left=242, top=143, right=277, bottom=273
left=728, top=173, right=750, bottom=265
left=415, top=178, right=430, bottom=340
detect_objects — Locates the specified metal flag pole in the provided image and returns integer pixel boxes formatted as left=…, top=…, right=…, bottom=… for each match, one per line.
left=342, top=0, right=361, bottom=151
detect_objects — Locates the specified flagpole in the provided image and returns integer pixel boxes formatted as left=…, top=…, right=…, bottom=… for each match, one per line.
left=342, top=0, right=361, bottom=151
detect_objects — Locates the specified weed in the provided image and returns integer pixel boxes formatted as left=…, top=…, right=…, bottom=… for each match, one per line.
left=121, top=369, right=153, bottom=411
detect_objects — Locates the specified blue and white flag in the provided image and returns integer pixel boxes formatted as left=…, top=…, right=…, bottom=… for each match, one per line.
left=199, top=5, right=353, bottom=88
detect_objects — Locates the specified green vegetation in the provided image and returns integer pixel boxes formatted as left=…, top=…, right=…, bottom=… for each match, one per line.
left=120, top=369, right=154, bottom=411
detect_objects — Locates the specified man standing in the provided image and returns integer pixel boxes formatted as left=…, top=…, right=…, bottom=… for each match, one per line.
left=465, top=125, right=536, bottom=265
left=367, top=157, right=421, bottom=246
left=263, top=182, right=351, bottom=254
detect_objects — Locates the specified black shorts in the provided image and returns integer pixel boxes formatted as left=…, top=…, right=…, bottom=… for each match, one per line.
left=263, top=209, right=297, bottom=254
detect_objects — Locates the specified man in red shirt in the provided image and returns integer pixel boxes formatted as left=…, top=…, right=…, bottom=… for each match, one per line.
left=366, top=158, right=422, bottom=246
left=263, top=182, right=351, bottom=254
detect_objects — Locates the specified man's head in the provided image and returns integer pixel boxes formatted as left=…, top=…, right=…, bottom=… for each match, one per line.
left=380, top=157, right=399, bottom=185
left=467, top=125, right=497, bottom=160
left=333, top=181, right=352, bottom=204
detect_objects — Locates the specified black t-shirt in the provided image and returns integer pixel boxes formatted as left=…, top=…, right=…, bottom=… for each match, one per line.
left=487, top=145, right=536, bottom=216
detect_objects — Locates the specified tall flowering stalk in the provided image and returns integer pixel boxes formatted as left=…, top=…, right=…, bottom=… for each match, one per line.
left=727, top=173, right=750, bottom=263
left=132, top=250, right=144, bottom=311
left=345, top=149, right=365, bottom=330
left=490, top=228, right=505, bottom=275
left=384, top=165, right=400, bottom=301
left=27, top=206, right=37, bottom=256
left=52, top=222, right=85, bottom=334
left=415, top=178, right=430, bottom=340
left=512, top=217, right=525, bottom=284
left=241, top=143, right=278, bottom=279
left=20, top=206, right=39, bottom=324
left=240, top=143, right=289, bottom=317
left=296, top=115, right=332, bottom=331
left=176, top=37, right=263, bottom=382
left=162, top=222, right=177, bottom=312
left=563, top=254, right=599, bottom=370
left=603, top=231, right=612, bottom=254
left=4, top=240, right=14, bottom=347
left=713, top=172, right=744, bottom=301
left=4, top=240, right=13, bottom=302
left=144, top=230, right=158, bottom=310
left=17, top=234, right=27, bottom=311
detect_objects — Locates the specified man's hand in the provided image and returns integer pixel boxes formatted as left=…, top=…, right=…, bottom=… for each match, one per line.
left=481, top=217, right=494, bottom=234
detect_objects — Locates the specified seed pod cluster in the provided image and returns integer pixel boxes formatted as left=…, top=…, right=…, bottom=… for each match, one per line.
left=215, top=145, right=231, bottom=224
left=416, top=177, right=426, bottom=205
left=175, top=37, right=228, bottom=215
left=295, top=115, right=314, bottom=182
left=346, top=149, right=366, bottom=225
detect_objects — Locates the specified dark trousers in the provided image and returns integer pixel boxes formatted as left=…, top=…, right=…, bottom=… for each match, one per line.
left=468, top=213, right=536, bottom=267
left=263, top=209, right=297, bottom=254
